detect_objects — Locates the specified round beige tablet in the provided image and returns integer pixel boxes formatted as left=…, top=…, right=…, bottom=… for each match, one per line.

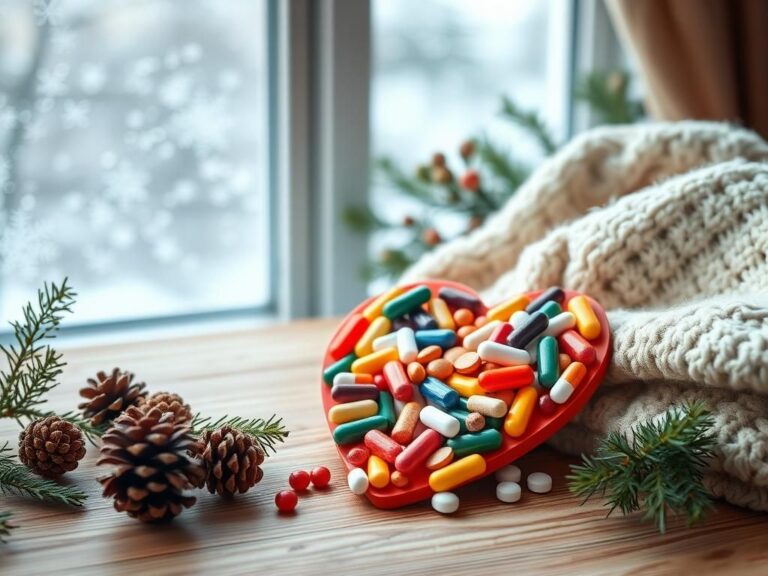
left=426, top=446, right=455, bottom=470
left=454, top=351, right=481, bottom=374
left=443, top=346, right=468, bottom=364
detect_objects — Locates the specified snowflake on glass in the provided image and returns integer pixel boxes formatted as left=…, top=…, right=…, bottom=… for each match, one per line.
left=168, top=94, right=233, bottom=154
left=33, top=0, right=65, bottom=26
left=62, top=99, right=91, bottom=129
left=0, top=210, right=58, bottom=282
left=37, top=64, right=70, bottom=97
left=103, top=161, right=150, bottom=209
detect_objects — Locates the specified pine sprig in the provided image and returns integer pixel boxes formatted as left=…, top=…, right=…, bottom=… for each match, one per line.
left=0, top=442, right=87, bottom=507
left=499, top=96, right=559, bottom=154
left=0, top=278, right=76, bottom=423
left=573, top=70, right=644, bottom=125
left=191, top=413, right=289, bottom=456
left=568, top=402, right=716, bottom=533
left=475, top=138, right=530, bottom=191
left=0, top=510, right=14, bottom=543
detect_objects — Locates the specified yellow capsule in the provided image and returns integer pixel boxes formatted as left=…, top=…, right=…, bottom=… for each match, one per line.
left=447, top=374, right=485, bottom=398
left=504, top=386, right=537, bottom=437
left=429, top=453, right=487, bottom=492
left=367, top=454, right=390, bottom=488
left=567, top=295, right=601, bottom=340
left=429, top=298, right=456, bottom=330
left=351, top=347, right=398, bottom=374
left=354, top=316, right=392, bottom=357
left=362, top=286, right=407, bottom=321
left=328, top=399, right=379, bottom=424
left=486, top=295, right=530, bottom=322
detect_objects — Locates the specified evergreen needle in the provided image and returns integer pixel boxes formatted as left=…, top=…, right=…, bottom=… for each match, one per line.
left=190, top=413, right=289, bottom=456
left=0, top=510, right=14, bottom=543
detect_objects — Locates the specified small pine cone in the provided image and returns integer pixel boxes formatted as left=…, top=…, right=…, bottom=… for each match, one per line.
left=97, top=406, right=204, bottom=522
left=191, top=426, right=265, bottom=497
left=18, top=416, right=86, bottom=478
left=79, top=368, right=147, bottom=426
left=139, top=392, right=193, bottom=423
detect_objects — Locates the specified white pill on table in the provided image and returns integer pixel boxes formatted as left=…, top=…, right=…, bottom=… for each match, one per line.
left=347, top=467, right=369, bottom=495
left=495, top=464, right=521, bottom=483
left=526, top=472, right=552, bottom=493
left=496, top=481, right=522, bottom=503
left=431, top=491, right=460, bottom=514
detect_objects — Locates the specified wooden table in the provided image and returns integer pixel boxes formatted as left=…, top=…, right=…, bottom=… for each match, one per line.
left=2, top=319, right=767, bottom=575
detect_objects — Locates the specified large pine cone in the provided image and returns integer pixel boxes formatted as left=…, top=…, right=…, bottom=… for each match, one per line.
left=18, top=416, right=86, bottom=478
left=79, top=368, right=147, bottom=426
left=97, top=406, right=204, bottom=522
left=191, top=426, right=265, bottom=496
left=138, top=391, right=193, bottom=423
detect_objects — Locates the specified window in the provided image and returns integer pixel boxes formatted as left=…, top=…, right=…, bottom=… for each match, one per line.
left=0, top=0, right=271, bottom=326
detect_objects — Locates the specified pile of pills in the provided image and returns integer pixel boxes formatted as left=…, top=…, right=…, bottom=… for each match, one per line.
left=323, top=284, right=602, bottom=513
left=274, top=466, right=332, bottom=512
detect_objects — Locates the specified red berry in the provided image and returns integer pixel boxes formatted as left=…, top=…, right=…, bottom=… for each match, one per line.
left=275, top=490, right=298, bottom=512
left=311, top=466, right=331, bottom=488
left=539, top=394, right=557, bottom=415
left=460, top=169, right=480, bottom=192
left=289, top=470, right=311, bottom=491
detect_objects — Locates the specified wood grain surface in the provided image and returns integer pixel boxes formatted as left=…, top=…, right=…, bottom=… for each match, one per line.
left=1, top=319, right=767, bottom=576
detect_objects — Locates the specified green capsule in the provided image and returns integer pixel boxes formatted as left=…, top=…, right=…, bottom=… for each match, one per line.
left=539, top=300, right=562, bottom=319
left=333, top=414, right=388, bottom=445
left=382, top=285, right=431, bottom=319
left=323, top=353, right=356, bottom=385
left=447, top=429, right=503, bottom=458
left=447, top=409, right=472, bottom=434
left=378, top=391, right=396, bottom=428
left=484, top=415, right=504, bottom=430
left=537, top=335, right=559, bottom=388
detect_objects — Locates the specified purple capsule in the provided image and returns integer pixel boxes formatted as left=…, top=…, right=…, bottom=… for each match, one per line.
left=438, top=287, right=484, bottom=315
left=392, top=309, right=437, bottom=331
left=507, top=311, right=549, bottom=349
left=331, top=384, right=380, bottom=403
left=526, top=286, right=565, bottom=314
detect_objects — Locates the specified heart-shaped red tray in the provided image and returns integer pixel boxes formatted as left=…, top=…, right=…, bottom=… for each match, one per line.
left=321, top=280, right=610, bottom=509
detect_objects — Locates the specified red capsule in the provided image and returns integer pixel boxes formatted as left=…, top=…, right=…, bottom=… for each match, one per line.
left=383, top=361, right=414, bottom=402
left=329, top=313, right=370, bottom=360
left=558, top=329, right=596, bottom=365
left=479, top=365, right=535, bottom=391
left=394, top=428, right=443, bottom=474
left=347, top=445, right=370, bottom=467
left=489, top=322, right=513, bottom=344
left=538, top=394, right=557, bottom=415
left=364, top=429, right=404, bottom=463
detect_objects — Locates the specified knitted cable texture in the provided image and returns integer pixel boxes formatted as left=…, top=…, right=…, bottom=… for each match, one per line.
left=402, top=121, right=768, bottom=511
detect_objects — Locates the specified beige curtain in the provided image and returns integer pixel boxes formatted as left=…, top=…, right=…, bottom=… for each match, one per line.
left=606, top=0, right=768, bottom=139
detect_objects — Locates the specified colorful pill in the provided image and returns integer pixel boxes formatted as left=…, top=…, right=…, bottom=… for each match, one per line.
left=478, top=365, right=534, bottom=391
left=507, top=311, right=548, bottom=349
left=447, top=373, right=484, bottom=397
left=488, top=388, right=516, bottom=406
left=465, top=411, right=486, bottom=432
left=447, top=429, right=502, bottom=457
left=462, top=320, right=502, bottom=351
left=391, top=401, right=421, bottom=444
left=372, top=332, right=398, bottom=352
left=431, top=491, right=460, bottom=514
left=367, top=455, right=390, bottom=489
left=417, top=345, right=443, bottom=364
left=407, top=362, right=426, bottom=384
left=489, top=322, right=513, bottom=344
left=568, top=295, right=601, bottom=340
left=395, top=428, right=443, bottom=474
left=453, top=351, right=481, bottom=374
left=352, top=347, right=399, bottom=374
left=484, top=415, right=504, bottom=430
left=526, top=286, right=565, bottom=314
left=355, top=316, right=391, bottom=357
left=420, top=405, right=460, bottom=437
left=429, top=298, right=456, bottom=330
left=538, top=393, right=557, bottom=415
left=426, top=446, right=455, bottom=470
left=504, top=386, right=537, bottom=437
left=364, top=429, right=403, bottom=463
left=438, top=287, right=483, bottom=315
left=539, top=300, right=562, bottom=319
left=347, top=446, right=370, bottom=466
left=383, top=285, right=431, bottom=319
left=486, top=295, right=529, bottom=322
left=526, top=336, right=541, bottom=363
left=328, top=399, right=378, bottom=424
left=363, top=285, right=407, bottom=321
left=348, top=467, right=369, bottom=495
left=420, top=376, right=460, bottom=410
left=323, top=353, right=356, bottom=385
left=537, top=336, right=559, bottom=388
left=428, top=453, right=487, bottom=492
left=378, top=391, right=396, bottom=427
left=333, top=372, right=374, bottom=386
left=510, top=310, right=530, bottom=329
left=390, top=470, right=409, bottom=488
left=466, top=395, right=507, bottom=418
left=331, top=383, right=380, bottom=403
left=543, top=311, right=576, bottom=337
left=415, top=329, right=457, bottom=350
left=329, top=313, right=369, bottom=360
left=550, top=361, right=587, bottom=404
left=333, top=414, right=389, bottom=445
left=559, top=353, right=572, bottom=370
left=453, top=308, right=475, bottom=327
left=394, top=309, right=438, bottom=332
left=426, top=358, right=454, bottom=380
left=446, top=408, right=471, bottom=434
left=477, top=341, right=531, bottom=366
left=558, top=330, right=596, bottom=364
left=383, top=361, right=414, bottom=402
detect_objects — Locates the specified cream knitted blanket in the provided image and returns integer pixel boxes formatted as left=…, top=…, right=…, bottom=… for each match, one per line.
left=402, top=121, right=768, bottom=511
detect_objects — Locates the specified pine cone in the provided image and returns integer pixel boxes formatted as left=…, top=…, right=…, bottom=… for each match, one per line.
left=79, top=368, right=147, bottom=426
left=18, top=416, right=86, bottom=478
left=97, top=406, right=204, bottom=522
left=191, top=426, right=265, bottom=496
left=139, top=391, right=193, bottom=423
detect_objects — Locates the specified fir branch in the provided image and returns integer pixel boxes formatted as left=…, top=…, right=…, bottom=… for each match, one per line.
left=500, top=96, right=559, bottom=154
left=0, top=278, right=76, bottom=421
left=476, top=139, right=530, bottom=192
left=568, top=402, right=715, bottom=533
left=342, top=205, right=389, bottom=233
left=191, top=413, right=289, bottom=456
left=573, top=70, right=644, bottom=125
left=0, top=510, right=14, bottom=543
left=0, top=442, right=87, bottom=507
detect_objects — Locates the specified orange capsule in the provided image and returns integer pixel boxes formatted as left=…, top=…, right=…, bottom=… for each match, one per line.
left=390, top=470, right=409, bottom=488
left=417, top=345, right=442, bottom=365
left=407, top=362, right=426, bottom=384
left=456, top=325, right=477, bottom=343
left=504, top=386, right=537, bottom=437
left=559, top=353, right=572, bottom=371
left=453, top=308, right=475, bottom=327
